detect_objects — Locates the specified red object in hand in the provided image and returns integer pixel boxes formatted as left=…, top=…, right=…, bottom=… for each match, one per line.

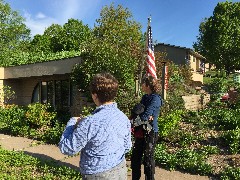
left=133, top=128, right=144, bottom=138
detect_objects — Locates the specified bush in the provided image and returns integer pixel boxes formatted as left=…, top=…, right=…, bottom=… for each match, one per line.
left=158, top=110, right=183, bottom=138
left=222, top=128, right=240, bottom=154
left=0, top=103, right=67, bottom=144
left=220, top=167, right=240, bottom=180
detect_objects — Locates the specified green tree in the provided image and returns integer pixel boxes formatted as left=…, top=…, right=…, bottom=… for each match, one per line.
left=30, top=34, right=52, bottom=53
left=31, top=19, right=92, bottom=53
left=0, top=0, right=31, bottom=65
left=72, top=4, right=143, bottom=91
left=193, top=1, right=240, bottom=75
left=43, top=24, right=63, bottom=53
left=71, top=4, right=144, bottom=112
left=61, top=18, right=92, bottom=51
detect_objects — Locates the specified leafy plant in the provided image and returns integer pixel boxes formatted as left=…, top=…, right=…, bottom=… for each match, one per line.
left=220, top=167, right=240, bottom=180
left=175, top=149, right=213, bottom=175
left=193, top=1, right=240, bottom=74
left=25, top=103, right=56, bottom=128
left=0, top=85, right=16, bottom=104
left=199, top=145, right=220, bottom=155
left=223, top=128, right=240, bottom=154
left=158, top=110, right=183, bottom=138
left=0, top=147, right=81, bottom=179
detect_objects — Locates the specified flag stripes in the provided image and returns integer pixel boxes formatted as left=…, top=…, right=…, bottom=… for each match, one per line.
left=146, top=25, right=157, bottom=79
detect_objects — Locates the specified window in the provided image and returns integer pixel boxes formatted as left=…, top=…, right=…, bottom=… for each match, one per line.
left=31, top=83, right=40, bottom=103
left=185, top=53, right=191, bottom=65
left=31, top=80, right=72, bottom=110
left=41, top=82, right=47, bottom=104
left=193, top=57, right=196, bottom=62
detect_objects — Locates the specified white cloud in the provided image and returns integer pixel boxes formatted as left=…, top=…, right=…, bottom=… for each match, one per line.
left=51, top=0, right=102, bottom=24
left=36, top=12, right=46, bottom=19
left=22, top=0, right=103, bottom=36
left=23, top=11, right=59, bottom=36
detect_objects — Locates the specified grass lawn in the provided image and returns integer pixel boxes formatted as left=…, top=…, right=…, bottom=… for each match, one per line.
left=0, top=147, right=81, bottom=179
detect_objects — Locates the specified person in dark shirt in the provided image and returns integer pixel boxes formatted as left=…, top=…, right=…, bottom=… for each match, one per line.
left=131, top=75, right=163, bottom=180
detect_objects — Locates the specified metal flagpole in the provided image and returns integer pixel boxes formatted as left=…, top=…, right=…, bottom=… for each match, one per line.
left=137, top=16, right=151, bottom=97
left=161, top=61, right=168, bottom=100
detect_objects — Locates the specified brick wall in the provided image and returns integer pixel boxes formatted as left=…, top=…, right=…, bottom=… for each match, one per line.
left=182, top=94, right=210, bottom=110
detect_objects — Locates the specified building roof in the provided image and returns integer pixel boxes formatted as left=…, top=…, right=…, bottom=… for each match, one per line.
left=155, top=42, right=206, bottom=60
left=0, top=56, right=82, bottom=79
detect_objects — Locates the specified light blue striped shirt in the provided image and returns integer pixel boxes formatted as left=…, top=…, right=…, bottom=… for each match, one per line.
left=59, top=103, right=132, bottom=175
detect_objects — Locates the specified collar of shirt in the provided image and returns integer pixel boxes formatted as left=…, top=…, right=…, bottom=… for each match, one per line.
left=92, top=102, right=117, bottom=114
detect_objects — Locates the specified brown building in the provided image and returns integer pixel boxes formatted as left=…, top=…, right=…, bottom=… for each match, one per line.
left=0, top=56, right=88, bottom=116
left=155, top=43, right=206, bottom=83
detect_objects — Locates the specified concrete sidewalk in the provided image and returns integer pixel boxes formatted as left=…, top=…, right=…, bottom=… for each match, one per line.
left=0, top=133, right=210, bottom=180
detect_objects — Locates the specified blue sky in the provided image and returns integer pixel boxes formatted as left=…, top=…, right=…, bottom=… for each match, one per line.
left=4, top=0, right=238, bottom=49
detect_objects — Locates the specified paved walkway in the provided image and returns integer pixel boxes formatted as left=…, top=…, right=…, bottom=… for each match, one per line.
left=0, top=133, right=211, bottom=180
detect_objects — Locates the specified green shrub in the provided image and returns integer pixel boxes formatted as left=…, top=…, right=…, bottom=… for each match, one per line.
left=207, top=77, right=229, bottom=94
left=199, top=145, right=220, bottom=155
left=222, top=128, right=240, bottom=154
left=25, top=103, right=56, bottom=128
left=175, top=149, right=213, bottom=175
left=0, top=147, right=81, bottom=179
left=158, top=110, right=183, bottom=138
left=220, top=167, right=240, bottom=180
left=154, top=143, right=177, bottom=170
left=0, top=103, right=66, bottom=144
left=0, top=104, right=27, bottom=135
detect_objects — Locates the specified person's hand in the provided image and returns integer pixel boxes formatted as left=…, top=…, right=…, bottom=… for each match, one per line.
left=74, top=115, right=84, bottom=129
left=148, top=116, right=153, bottom=121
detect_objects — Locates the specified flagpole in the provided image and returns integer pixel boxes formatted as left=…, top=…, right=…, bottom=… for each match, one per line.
left=137, top=16, right=151, bottom=97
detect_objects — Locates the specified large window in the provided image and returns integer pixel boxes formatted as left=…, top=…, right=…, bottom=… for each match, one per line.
left=31, top=80, right=72, bottom=110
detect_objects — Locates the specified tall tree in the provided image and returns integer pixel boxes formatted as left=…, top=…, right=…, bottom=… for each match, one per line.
left=72, top=4, right=143, bottom=91
left=43, top=24, right=63, bottom=53
left=62, top=18, right=92, bottom=51
left=31, top=19, right=92, bottom=53
left=193, top=1, right=240, bottom=74
left=0, top=0, right=31, bottom=65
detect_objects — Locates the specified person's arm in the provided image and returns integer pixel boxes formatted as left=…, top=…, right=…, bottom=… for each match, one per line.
left=58, top=117, right=90, bottom=156
left=124, top=120, right=132, bottom=153
left=140, top=96, right=160, bottom=121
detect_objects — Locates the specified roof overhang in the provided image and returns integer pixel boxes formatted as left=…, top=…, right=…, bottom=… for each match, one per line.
left=0, top=56, right=82, bottom=79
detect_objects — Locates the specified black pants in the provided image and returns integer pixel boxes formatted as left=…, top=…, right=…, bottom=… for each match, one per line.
left=131, top=131, right=158, bottom=180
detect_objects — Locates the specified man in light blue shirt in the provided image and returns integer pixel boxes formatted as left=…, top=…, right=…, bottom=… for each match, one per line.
left=59, top=72, right=132, bottom=180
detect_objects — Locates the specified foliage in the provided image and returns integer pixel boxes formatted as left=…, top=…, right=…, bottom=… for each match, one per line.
left=174, top=149, right=213, bottom=175
left=154, top=144, right=213, bottom=176
left=0, top=104, right=26, bottom=135
left=0, top=15, right=90, bottom=67
left=155, top=57, right=195, bottom=115
left=0, top=50, right=82, bottom=67
left=193, top=1, right=240, bottom=74
left=223, top=128, right=240, bottom=154
left=71, top=4, right=143, bottom=112
left=184, top=108, right=240, bottom=155
left=158, top=110, right=183, bottom=138
left=0, top=85, right=15, bottom=104
left=206, top=77, right=229, bottom=93
left=0, top=103, right=66, bottom=144
left=0, top=0, right=31, bottom=65
left=0, top=147, right=81, bottom=179
left=30, top=18, right=92, bottom=53
left=199, top=145, right=220, bottom=155
left=220, top=167, right=240, bottom=180
left=25, top=103, right=56, bottom=127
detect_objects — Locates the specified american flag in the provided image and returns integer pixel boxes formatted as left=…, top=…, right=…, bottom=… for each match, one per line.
left=146, top=23, right=157, bottom=79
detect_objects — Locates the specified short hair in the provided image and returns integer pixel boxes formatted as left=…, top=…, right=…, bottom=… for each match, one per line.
left=89, top=72, right=119, bottom=103
left=141, top=75, right=160, bottom=93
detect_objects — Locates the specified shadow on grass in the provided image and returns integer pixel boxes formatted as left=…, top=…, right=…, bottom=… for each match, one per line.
left=23, top=150, right=80, bottom=171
